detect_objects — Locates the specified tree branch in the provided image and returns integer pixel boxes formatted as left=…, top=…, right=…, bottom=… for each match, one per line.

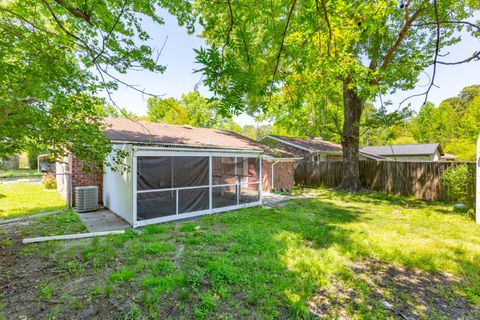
left=92, top=0, right=127, bottom=63
left=221, top=0, right=234, bottom=58
left=239, top=27, right=251, bottom=67
left=380, top=1, right=427, bottom=71
left=53, top=0, right=92, bottom=24
left=422, top=0, right=440, bottom=105
left=319, top=0, right=332, bottom=55
left=272, top=0, right=297, bottom=82
left=41, top=0, right=90, bottom=49
left=437, top=51, right=480, bottom=65
left=95, top=63, right=164, bottom=98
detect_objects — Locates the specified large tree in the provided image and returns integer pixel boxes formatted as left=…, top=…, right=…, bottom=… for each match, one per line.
left=194, top=0, right=480, bottom=190
left=0, top=0, right=193, bottom=168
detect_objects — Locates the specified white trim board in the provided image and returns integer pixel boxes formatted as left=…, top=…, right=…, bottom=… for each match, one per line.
left=23, top=230, right=125, bottom=244
left=135, top=150, right=262, bottom=158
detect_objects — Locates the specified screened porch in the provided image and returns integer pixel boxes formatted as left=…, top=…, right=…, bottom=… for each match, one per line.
left=134, top=151, right=261, bottom=225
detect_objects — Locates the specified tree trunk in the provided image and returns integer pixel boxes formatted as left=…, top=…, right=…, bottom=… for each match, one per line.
left=338, top=79, right=363, bottom=191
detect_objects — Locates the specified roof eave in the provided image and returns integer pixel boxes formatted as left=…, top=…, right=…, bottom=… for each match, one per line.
left=112, top=140, right=263, bottom=153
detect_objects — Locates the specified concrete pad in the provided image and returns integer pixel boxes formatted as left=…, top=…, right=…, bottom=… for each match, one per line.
left=262, top=193, right=294, bottom=207
left=76, top=209, right=130, bottom=232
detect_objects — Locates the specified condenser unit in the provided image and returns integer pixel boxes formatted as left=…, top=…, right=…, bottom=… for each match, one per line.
left=75, top=186, right=98, bottom=212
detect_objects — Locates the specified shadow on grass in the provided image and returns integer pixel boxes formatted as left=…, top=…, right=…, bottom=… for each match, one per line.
left=250, top=195, right=480, bottom=318
left=3, top=191, right=479, bottom=319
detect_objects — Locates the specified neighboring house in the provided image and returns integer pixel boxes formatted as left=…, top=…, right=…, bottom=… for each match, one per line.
left=441, top=153, right=457, bottom=161
left=0, top=155, right=19, bottom=170
left=57, top=118, right=299, bottom=227
left=258, top=135, right=384, bottom=161
left=37, top=154, right=55, bottom=173
left=360, top=143, right=446, bottom=161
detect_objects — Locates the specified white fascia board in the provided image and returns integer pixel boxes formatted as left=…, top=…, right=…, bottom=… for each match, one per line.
left=262, top=156, right=303, bottom=162
left=134, top=150, right=261, bottom=158
left=132, top=145, right=262, bottom=155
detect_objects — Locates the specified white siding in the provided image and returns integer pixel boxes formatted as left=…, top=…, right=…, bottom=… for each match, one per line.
left=103, top=144, right=134, bottom=224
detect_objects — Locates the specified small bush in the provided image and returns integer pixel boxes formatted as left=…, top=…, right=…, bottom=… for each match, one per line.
left=442, top=164, right=475, bottom=206
left=42, top=174, right=57, bottom=189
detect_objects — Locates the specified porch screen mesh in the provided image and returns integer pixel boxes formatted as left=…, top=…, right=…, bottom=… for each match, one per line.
left=173, top=157, right=209, bottom=187
left=137, top=191, right=176, bottom=220
left=137, top=157, right=172, bottom=190
left=137, top=155, right=259, bottom=221
left=239, top=183, right=260, bottom=204
left=178, top=187, right=209, bottom=213
left=212, top=185, right=237, bottom=208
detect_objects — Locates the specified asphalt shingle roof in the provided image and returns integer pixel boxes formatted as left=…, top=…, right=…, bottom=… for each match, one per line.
left=360, top=144, right=443, bottom=156
left=103, top=118, right=297, bottom=158
left=267, top=135, right=343, bottom=153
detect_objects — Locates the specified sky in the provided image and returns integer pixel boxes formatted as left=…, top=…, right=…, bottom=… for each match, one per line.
left=101, top=10, right=480, bottom=126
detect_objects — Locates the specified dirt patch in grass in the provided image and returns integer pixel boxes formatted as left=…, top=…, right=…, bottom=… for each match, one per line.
left=0, top=245, right=132, bottom=319
left=309, top=259, right=480, bottom=319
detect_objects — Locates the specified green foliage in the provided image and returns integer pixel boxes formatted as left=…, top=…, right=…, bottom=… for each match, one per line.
left=0, top=0, right=194, bottom=168
left=442, top=164, right=475, bottom=206
left=0, top=182, right=67, bottom=220
left=110, top=268, right=136, bottom=282
left=41, top=174, right=57, bottom=189
left=194, top=0, right=479, bottom=186
left=218, top=118, right=242, bottom=134
left=27, top=150, right=40, bottom=170
left=147, top=91, right=226, bottom=128
left=410, top=86, right=480, bottom=160
left=367, top=85, right=480, bottom=159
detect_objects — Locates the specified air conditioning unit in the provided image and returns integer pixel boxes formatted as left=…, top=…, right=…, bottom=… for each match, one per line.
left=75, top=186, right=98, bottom=213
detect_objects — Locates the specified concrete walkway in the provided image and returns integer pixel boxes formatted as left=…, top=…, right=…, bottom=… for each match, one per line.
left=76, top=209, right=130, bottom=232
left=262, top=193, right=295, bottom=207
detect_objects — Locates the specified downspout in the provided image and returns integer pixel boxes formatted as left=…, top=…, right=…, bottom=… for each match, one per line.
left=271, top=160, right=280, bottom=192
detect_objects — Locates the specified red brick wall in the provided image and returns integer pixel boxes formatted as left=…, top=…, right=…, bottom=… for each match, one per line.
left=69, top=155, right=103, bottom=206
left=262, top=160, right=296, bottom=192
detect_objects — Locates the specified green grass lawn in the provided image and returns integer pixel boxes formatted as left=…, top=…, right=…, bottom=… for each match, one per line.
left=0, top=181, right=66, bottom=219
left=0, top=169, right=39, bottom=178
left=1, top=188, right=479, bottom=319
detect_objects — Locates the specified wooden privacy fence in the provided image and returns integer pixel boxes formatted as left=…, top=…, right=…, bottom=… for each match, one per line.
left=295, top=160, right=476, bottom=201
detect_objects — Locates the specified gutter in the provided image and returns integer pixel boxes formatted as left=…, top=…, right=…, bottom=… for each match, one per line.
left=271, top=159, right=280, bottom=192
left=131, top=145, right=262, bottom=154
left=262, top=156, right=303, bottom=162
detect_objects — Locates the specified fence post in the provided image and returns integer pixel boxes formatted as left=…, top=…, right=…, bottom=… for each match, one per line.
left=67, top=172, right=72, bottom=209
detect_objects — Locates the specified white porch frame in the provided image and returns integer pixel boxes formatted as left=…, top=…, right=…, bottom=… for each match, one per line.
left=132, top=148, right=262, bottom=228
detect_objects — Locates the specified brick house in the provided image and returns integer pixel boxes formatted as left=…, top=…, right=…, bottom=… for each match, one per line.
left=58, top=118, right=300, bottom=227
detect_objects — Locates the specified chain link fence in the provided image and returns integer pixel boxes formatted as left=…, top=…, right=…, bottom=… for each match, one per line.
left=0, top=172, right=72, bottom=220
